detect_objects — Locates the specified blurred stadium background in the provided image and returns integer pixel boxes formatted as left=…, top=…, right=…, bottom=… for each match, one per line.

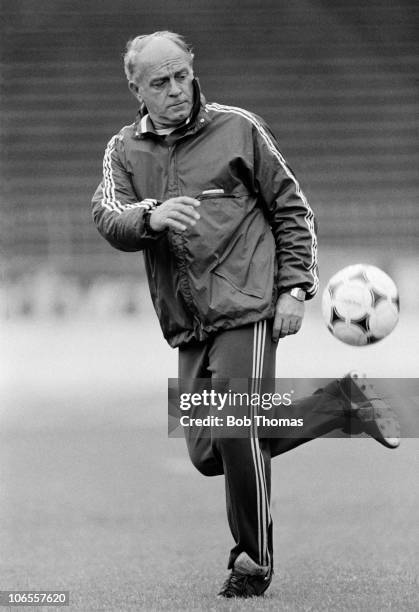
left=1, top=0, right=419, bottom=318
left=1, top=2, right=419, bottom=610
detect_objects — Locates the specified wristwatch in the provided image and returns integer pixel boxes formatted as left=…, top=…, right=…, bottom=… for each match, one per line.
left=289, top=287, right=306, bottom=302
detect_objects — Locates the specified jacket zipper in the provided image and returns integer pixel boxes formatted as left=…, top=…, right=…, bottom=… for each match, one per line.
left=167, top=143, right=204, bottom=333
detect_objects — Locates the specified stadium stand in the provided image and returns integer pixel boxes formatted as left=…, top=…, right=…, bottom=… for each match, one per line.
left=2, top=0, right=418, bottom=288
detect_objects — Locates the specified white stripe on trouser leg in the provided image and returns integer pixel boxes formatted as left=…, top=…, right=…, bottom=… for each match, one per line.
left=251, top=321, right=268, bottom=566
left=256, top=321, right=271, bottom=568
left=250, top=323, right=263, bottom=563
left=250, top=320, right=271, bottom=567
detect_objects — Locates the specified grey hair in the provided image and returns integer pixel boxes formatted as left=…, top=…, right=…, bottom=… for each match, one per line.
left=123, top=31, right=193, bottom=81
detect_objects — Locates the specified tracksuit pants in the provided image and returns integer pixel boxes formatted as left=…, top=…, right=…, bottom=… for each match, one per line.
left=178, top=320, right=348, bottom=569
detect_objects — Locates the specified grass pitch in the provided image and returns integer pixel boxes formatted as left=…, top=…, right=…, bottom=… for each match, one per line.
left=1, top=425, right=417, bottom=611
left=1, top=314, right=418, bottom=610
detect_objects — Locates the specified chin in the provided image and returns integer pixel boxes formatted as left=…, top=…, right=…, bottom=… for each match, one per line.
left=172, top=105, right=191, bottom=118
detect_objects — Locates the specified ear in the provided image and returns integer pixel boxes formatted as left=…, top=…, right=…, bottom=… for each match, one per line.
left=128, top=81, right=142, bottom=102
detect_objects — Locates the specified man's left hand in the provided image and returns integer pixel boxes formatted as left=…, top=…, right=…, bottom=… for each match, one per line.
left=272, top=293, right=305, bottom=342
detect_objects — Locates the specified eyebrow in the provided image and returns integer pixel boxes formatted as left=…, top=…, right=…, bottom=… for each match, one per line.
left=150, top=69, right=189, bottom=85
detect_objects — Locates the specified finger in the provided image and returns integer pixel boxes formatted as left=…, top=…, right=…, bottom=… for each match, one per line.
left=166, top=219, right=187, bottom=231
left=287, top=319, right=298, bottom=334
left=293, top=318, right=302, bottom=331
left=176, top=197, right=201, bottom=208
left=279, top=324, right=290, bottom=338
left=272, top=314, right=282, bottom=342
left=278, top=315, right=292, bottom=338
left=289, top=319, right=303, bottom=335
left=177, top=204, right=201, bottom=219
left=168, top=211, right=198, bottom=226
left=173, top=203, right=201, bottom=220
left=275, top=318, right=289, bottom=340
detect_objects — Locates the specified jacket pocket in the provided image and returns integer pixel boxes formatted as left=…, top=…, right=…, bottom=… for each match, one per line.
left=184, top=192, right=244, bottom=274
left=211, top=230, right=272, bottom=300
left=198, top=189, right=238, bottom=200
left=212, top=268, right=264, bottom=299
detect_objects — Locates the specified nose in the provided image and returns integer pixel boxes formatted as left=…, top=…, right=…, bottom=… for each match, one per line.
left=168, top=77, right=181, bottom=96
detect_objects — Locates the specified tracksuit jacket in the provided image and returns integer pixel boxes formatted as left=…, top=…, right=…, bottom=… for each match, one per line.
left=92, top=80, right=319, bottom=347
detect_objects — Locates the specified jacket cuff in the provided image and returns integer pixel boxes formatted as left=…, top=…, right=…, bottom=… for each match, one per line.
left=139, top=200, right=168, bottom=240
left=143, top=209, right=162, bottom=237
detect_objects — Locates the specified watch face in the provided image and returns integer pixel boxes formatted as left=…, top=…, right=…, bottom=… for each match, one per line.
left=291, top=288, right=305, bottom=301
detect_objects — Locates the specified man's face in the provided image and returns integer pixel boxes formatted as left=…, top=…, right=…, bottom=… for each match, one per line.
left=130, top=39, right=195, bottom=129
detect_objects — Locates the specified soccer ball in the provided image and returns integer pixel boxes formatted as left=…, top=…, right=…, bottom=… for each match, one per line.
left=322, top=264, right=399, bottom=346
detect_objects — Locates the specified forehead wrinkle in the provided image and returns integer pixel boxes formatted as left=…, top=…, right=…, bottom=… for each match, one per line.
left=146, top=57, right=190, bottom=79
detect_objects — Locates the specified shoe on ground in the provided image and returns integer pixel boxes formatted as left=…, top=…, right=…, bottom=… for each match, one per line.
left=340, top=371, right=401, bottom=449
left=217, top=551, right=273, bottom=598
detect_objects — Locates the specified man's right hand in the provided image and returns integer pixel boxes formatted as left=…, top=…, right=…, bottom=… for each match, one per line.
left=149, top=197, right=201, bottom=232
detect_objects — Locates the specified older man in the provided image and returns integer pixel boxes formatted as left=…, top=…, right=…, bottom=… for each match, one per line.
left=92, top=31, right=400, bottom=599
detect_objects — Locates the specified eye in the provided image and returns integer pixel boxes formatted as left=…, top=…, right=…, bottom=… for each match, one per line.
left=151, top=79, right=167, bottom=89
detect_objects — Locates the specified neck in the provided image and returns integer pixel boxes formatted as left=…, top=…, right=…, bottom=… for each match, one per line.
left=151, top=117, right=186, bottom=130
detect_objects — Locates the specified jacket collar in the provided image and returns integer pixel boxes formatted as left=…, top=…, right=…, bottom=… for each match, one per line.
left=133, top=78, right=211, bottom=139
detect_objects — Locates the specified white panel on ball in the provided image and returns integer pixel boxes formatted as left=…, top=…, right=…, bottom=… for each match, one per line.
left=322, top=264, right=399, bottom=346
